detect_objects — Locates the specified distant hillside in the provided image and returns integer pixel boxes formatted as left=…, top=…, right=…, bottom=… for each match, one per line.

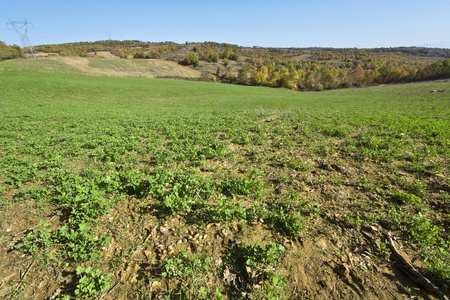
left=0, top=55, right=201, bottom=79
left=5, top=40, right=450, bottom=90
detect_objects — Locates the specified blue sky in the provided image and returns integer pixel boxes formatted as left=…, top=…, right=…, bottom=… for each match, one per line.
left=1, top=0, right=449, bottom=48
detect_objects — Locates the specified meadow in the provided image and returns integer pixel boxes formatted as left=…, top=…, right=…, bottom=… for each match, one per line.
left=0, top=61, right=449, bottom=299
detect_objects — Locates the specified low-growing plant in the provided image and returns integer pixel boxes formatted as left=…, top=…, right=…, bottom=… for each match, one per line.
left=161, top=250, right=212, bottom=298
left=218, top=173, right=264, bottom=197
left=257, top=194, right=309, bottom=237
left=224, top=241, right=286, bottom=296
left=261, top=271, right=287, bottom=300
left=341, top=212, right=364, bottom=229
left=162, top=250, right=211, bottom=278
left=279, top=157, right=310, bottom=171
left=380, top=208, right=450, bottom=286
left=55, top=223, right=111, bottom=262
left=16, top=220, right=53, bottom=259
left=14, top=187, right=50, bottom=202
left=226, top=241, right=285, bottom=272
left=4, top=163, right=39, bottom=187
left=163, top=191, right=199, bottom=215
left=267, top=209, right=306, bottom=237
left=69, top=194, right=111, bottom=224
left=143, top=170, right=215, bottom=214
left=322, top=125, right=349, bottom=138
left=74, top=266, right=111, bottom=299
left=207, top=196, right=248, bottom=222
left=390, top=189, right=421, bottom=205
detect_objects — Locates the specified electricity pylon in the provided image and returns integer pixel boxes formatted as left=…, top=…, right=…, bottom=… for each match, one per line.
left=7, top=19, right=37, bottom=58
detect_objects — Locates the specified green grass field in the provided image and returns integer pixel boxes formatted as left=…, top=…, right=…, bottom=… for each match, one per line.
left=0, top=61, right=449, bottom=299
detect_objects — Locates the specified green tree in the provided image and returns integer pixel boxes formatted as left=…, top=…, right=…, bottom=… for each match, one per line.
left=0, top=42, right=23, bottom=60
left=223, top=58, right=229, bottom=68
left=206, top=49, right=219, bottom=62
left=237, top=63, right=252, bottom=84
left=184, top=51, right=200, bottom=67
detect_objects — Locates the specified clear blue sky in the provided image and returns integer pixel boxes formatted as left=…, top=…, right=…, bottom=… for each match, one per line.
left=1, top=0, right=449, bottom=48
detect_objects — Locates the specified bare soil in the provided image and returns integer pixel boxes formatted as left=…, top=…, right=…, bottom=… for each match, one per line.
left=0, top=157, right=446, bottom=299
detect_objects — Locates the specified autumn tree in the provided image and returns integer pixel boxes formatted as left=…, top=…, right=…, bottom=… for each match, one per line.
left=184, top=51, right=200, bottom=66
left=251, top=66, right=269, bottom=85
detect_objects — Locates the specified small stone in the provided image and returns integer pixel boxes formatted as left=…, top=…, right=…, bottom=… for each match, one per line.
left=215, top=258, right=223, bottom=267
left=159, top=226, right=169, bottom=234
left=150, top=281, right=161, bottom=291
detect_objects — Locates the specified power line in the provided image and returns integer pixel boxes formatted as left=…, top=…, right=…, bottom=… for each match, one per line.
left=7, top=19, right=37, bottom=58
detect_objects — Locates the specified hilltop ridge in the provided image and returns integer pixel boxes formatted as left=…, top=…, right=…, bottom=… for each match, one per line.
left=2, top=40, right=450, bottom=90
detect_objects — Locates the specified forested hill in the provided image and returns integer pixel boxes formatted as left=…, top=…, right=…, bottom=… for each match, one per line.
left=3, top=40, right=450, bottom=91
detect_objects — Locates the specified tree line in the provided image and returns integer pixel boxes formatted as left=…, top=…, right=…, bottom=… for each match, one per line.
left=216, top=47, right=450, bottom=90
left=33, top=40, right=182, bottom=59
left=0, top=41, right=22, bottom=60
left=2, top=39, right=450, bottom=90
left=178, top=43, right=450, bottom=90
left=232, top=57, right=450, bottom=91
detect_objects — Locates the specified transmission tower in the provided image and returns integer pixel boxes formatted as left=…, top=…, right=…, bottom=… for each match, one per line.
left=7, top=19, right=37, bottom=58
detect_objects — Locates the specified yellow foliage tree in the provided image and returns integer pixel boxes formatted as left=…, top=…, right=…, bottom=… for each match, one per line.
left=251, top=66, right=269, bottom=85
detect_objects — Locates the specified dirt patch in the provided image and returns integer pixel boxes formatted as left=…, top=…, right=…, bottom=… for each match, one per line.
left=88, top=51, right=120, bottom=59
left=1, top=197, right=438, bottom=299
left=36, top=52, right=60, bottom=57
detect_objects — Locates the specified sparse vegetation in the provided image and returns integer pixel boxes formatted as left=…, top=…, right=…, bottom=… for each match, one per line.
left=0, top=56, right=449, bottom=299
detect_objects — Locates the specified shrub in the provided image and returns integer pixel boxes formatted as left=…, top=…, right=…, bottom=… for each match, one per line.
left=184, top=51, right=199, bottom=67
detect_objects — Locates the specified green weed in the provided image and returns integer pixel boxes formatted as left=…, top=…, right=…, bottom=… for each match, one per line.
left=390, top=189, right=421, bottom=205
left=207, top=196, right=248, bottom=222
left=218, top=173, right=264, bottom=197
left=74, top=266, right=111, bottom=299
left=16, top=220, right=53, bottom=259
left=225, top=241, right=285, bottom=271
left=161, top=250, right=212, bottom=298
left=55, top=223, right=111, bottom=262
